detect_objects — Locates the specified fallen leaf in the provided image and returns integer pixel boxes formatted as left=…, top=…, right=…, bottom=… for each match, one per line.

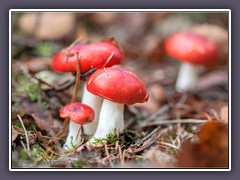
left=12, top=126, right=20, bottom=142
left=142, top=35, right=165, bottom=62
left=142, top=147, right=177, bottom=167
left=178, top=121, right=228, bottom=168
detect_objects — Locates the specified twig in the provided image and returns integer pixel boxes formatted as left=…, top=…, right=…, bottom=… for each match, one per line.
left=139, top=119, right=208, bottom=128
left=101, top=52, right=114, bottom=68
left=141, top=126, right=161, bottom=142
left=158, top=141, right=180, bottom=150
left=122, top=149, right=126, bottom=165
left=63, top=53, right=81, bottom=129
left=75, top=126, right=82, bottom=141
left=71, top=53, right=81, bottom=103
left=64, top=138, right=85, bottom=155
left=145, top=105, right=170, bottom=122
left=34, top=129, right=61, bottom=156
left=118, top=145, right=124, bottom=166
left=115, top=141, right=119, bottom=151
left=104, top=143, right=114, bottom=167
left=17, top=115, right=31, bottom=154
left=130, top=128, right=169, bottom=154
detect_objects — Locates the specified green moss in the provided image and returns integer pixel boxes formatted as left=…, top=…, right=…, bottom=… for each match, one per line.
left=70, top=136, right=78, bottom=149
left=20, top=149, right=29, bottom=160
left=72, top=159, right=84, bottom=168
left=34, top=41, right=54, bottom=57
left=16, top=73, right=49, bottom=109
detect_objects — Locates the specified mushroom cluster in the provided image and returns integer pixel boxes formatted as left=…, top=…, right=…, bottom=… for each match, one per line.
left=52, top=38, right=148, bottom=149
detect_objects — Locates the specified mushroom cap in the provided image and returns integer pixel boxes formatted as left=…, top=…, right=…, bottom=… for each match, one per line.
left=60, top=102, right=94, bottom=125
left=52, top=41, right=124, bottom=73
left=86, top=67, right=149, bottom=105
left=190, top=24, right=228, bottom=64
left=164, top=32, right=218, bottom=66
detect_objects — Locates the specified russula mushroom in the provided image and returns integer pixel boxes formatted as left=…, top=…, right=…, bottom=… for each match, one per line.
left=190, top=24, right=228, bottom=64
left=86, top=67, right=149, bottom=145
left=60, top=102, right=94, bottom=150
left=164, top=32, right=218, bottom=92
left=52, top=39, right=124, bottom=135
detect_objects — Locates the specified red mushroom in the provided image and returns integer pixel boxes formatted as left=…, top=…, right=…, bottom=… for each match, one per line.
left=60, top=102, right=94, bottom=150
left=165, top=32, right=218, bottom=92
left=86, top=67, right=149, bottom=145
left=52, top=41, right=123, bottom=73
left=52, top=39, right=124, bottom=136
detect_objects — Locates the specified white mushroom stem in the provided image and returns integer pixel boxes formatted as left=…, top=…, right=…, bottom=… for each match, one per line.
left=89, top=99, right=124, bottom=145
left=175, top=62, right=199, bottom=92
left=82, top=82, right=103, bottom=135
left=63, top=120, right=82, bottom=150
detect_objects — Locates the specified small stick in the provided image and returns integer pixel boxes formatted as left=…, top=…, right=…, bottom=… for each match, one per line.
left=122, top=149, right=126, bottom=165
left=71, top=53, right=81, bottom=103
left=118, top=145, right=124, bottom=166
left=140, top=119, right=208, bottom=128
left=131, top=128, right=169, bottom=154
left=142, top=126, right=161, bottom=142
left=101, top=52, right=114, bottom=68
left=63, top=52, right=81, bottom=129
left=17, top=115, right=31, bottom=153
left=158, top=141, right=180, bottom=150
left=75, top=126, right=82, bottom=141
left=64, top=36, right=84, bottom=62
left=115, top=141, right=119, bottom=151
left=104, top=143, right=114, bottom=167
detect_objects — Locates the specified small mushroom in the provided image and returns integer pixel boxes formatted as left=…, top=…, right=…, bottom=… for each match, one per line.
left=60, top=102, right=94, bottom=150
left=165, top=32, right=218, bottom=92
left=86, top=67, right=149, bottom=145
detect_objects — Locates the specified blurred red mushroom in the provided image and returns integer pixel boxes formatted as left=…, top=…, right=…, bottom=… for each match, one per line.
left=165, top=32, right=218, bottom=92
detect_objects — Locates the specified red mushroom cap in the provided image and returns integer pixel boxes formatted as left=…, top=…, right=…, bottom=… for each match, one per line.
left=165, top=32, right=218, bottom=66
left=52, top=41, right=124, bottom=73
left=60, top=102, right=94, bottom=125
left=86, top=67, right=149, bottom=105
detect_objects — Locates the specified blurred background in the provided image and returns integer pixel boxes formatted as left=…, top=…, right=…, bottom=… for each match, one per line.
left=12, top=12, right=229, bottom=114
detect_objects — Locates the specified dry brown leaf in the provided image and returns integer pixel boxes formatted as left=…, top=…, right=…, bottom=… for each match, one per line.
left=178, top=121, right=228, bottom=168
left=142, top=147, right=177, bottom=167
left=142, top=35, right=165, bottom=62
left=13, top=57, right=51, bottom=74
left=12, top=126, right=20, bottom=142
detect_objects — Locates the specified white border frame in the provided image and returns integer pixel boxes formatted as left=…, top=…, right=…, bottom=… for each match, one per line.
left=9, top=9, right=231, bottom=171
